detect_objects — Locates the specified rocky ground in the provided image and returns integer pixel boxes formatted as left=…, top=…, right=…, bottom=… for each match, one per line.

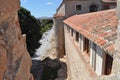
left=42, top=57, right=67, bottom=80
left=31, top=27, right=68, bottom=80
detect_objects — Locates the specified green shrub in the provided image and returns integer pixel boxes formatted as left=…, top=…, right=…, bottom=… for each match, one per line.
left=40, top=19, right=53, bottom=34
left=18, top=7, right=42, bottom=57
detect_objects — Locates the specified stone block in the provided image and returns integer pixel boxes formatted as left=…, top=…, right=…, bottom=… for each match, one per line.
left=0, top=0, right=20, bottom=13
left=117, top=0, right=120, bottom=20
left=0, top=46, right=7, bottom=80
left=0, top=0, right=33, bottom=79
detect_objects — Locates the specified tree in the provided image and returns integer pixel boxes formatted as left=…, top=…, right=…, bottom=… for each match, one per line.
left=40, top=19, right=53, bottom=34
left=18, top=7, right=42, bottom=57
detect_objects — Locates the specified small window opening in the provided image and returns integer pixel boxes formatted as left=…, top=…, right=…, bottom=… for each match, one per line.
left=104, top=54, right=113, bottom=75
left=75, top=32, right=79, bottom=42
left=90, top=5, right=97, bottom=12
left=71, top=29, right=73, bottom=36
left=68, top=27, right=70, bottom=33
left=76, top=5, right=81, bottom=10
left=84, top=37, right=90, bottom=55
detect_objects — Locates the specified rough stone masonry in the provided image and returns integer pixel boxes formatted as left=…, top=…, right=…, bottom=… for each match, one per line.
left=0, top=0, right=33, bottom=80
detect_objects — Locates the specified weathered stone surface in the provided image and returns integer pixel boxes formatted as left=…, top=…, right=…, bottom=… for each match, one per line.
left=0, top=46, right=7, bottom=80
left=117, top=0, right=120, bottom=20
left=112, top=54, right=120, bottom=74
left=0, top=0, right=20, bottom=12
left=14, top=53, right=32, bottom=80
left=30, top=74, right=34, bottom=80
left=0, top=13, right=33, bottom=80
left=0, top=0, right=33, bottom=80
left=54, top=16, right=65, bottom=58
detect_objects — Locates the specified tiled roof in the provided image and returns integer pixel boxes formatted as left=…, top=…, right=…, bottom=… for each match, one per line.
left=63, top=9, right=118, bottom=55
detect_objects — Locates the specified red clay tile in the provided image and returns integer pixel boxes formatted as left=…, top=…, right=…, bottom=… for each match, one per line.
left=63, top=9, right=118, bottom=54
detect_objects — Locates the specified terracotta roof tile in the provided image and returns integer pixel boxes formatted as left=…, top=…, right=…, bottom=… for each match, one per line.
left=63, top=9, right=118, bottom=55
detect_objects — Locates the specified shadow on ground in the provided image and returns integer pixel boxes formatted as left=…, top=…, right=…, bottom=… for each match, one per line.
left=31, top=57, right=67, bottom=80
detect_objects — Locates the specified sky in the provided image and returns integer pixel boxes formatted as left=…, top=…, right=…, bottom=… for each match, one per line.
left=20, top=0, right=62, bottom=18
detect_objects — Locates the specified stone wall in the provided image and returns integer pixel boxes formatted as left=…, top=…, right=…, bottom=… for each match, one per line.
left=64, top=26, right=96, bottom=80
left=0, top=0, right=33, bottom=80
left=57, top=3, right=65, bottom=16
left=54, top=0, right=119, bottom=79
left=65, top=0, right=102, bottom=18
left=117, top=0, right=120, bottom=20
left=54, top=0, right=103, bottom=58
left=53, top=16, right=65, bottom=58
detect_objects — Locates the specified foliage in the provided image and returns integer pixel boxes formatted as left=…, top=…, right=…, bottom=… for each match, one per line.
left=18, top=7, right=42, bottom=57
left=40, top=19, right=53, bottom=34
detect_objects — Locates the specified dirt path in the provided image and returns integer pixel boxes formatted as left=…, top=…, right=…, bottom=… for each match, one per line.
left=31, top=26, right=68, bottom=80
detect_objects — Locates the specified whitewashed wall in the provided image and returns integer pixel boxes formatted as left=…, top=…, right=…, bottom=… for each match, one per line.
left=80, top=35, right=84, bottom=52
left=95, top=46, right=104, bottom=75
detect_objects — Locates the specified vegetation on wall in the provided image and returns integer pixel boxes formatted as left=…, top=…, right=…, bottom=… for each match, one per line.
left=18, top=7, right=42, bottom=57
